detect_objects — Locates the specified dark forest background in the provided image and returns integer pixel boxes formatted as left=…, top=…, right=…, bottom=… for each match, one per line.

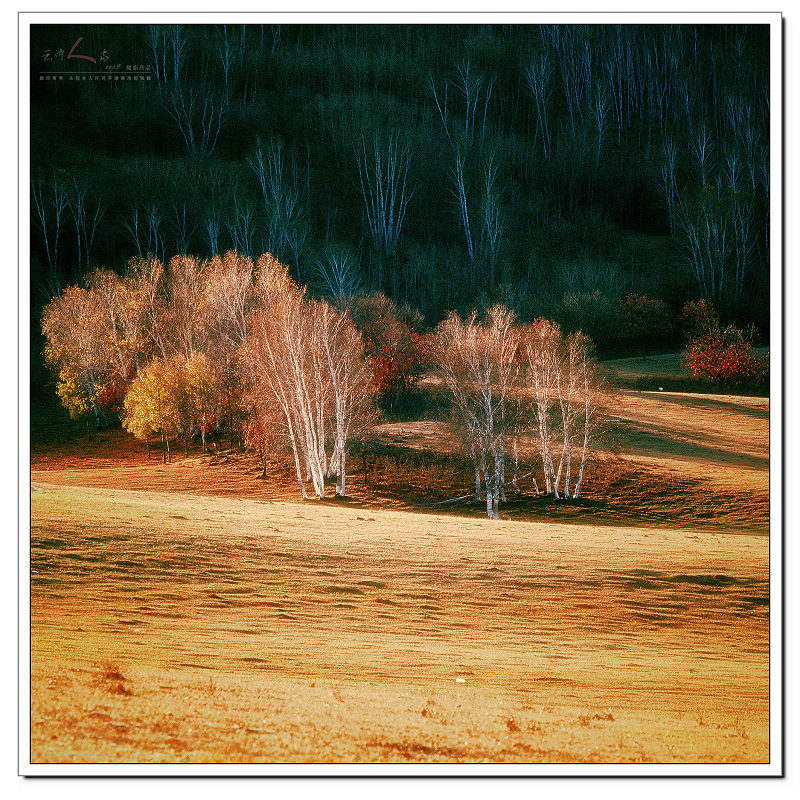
left=29, top=23, right=770, bottom=380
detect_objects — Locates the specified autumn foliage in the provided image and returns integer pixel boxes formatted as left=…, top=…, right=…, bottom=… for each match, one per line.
left=342, top=293, right=428, bottom=407
left=682, top=299, right=767, bottom=387
left=41, top=252, right=376, bottom=492
left=95, top=372, right=128, bottom=418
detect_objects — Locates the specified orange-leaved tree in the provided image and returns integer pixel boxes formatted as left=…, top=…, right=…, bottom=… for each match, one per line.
left=41, top=284, right=116, bottom=432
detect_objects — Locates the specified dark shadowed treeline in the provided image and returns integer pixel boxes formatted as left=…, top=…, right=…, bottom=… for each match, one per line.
left=30, top=23, right=770, bottom=350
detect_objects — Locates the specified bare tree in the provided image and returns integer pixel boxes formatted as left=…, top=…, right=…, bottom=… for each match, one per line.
left=429, top=74, right=454, bottom=150
left=164, top=83, right=229, bottom=159
left=479, top=155, right=503, bottom=287
left=145, top=203, right=165, bottom=264
left=32, top=178, right=68, bottom=296
left=248, top=139, right=307, bottom=267
left=164, top=24, right=187, bottom=84
left=452, top=149, right=475, bottom=269
left=691, top=126, right=714, bottom=188
left=590, top=82, right=610, bottom=170
left=523, top=52, right=553, bottom=160
left=84, top=196, right=104, bottom=270
left=356, top=135, right=413, bottom=256
left=454, top=61, right=495, bottom=147
left=226, top=203, right=256, bottom=257
left=216, top=24, right=232, bottom=93
left=314, top=252, right=364, bottom=300
left=204, top=209, right=221, bottom=256
left=66, top=180, right=86, bottom=271
left=758, top=143, right=770, bottom=257
left=558, top=28, right=588, bottom=137
left=173, top=204, right=198, bottom=255
left=674, top=187, right=732, bottom=305
left=145, top=25, right=167, bottom=84
left=269, top=24, right=281, bottom=56
left=430, top=60, right=495, bottom=151
left=121, top=206, right=144, bottom=258
left=730, top=195, right=756, bottom=302
left=657, top=137, right=678, bottom=234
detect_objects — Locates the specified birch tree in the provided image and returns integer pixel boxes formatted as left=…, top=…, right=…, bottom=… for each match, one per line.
left=314, top=252, right=364, bottom=300
left=479, top=155, right=503, bottom=288
left=521, top=319, right=562, bottom=497
left=691, top=126, right=715, bottom=188
left=430, top=60, right=495, bottom=151
left=569, top=331, right=602, bottom=498
left=240, top=254, right=374, bottom=500
left=226, top=202, right=257, bottom=257
left=356, top=135, right=413, bottom=256
left=164, top=82, right=229, bottom=159
left=316, top=301, right=376, bottom=496
left=436, top=305, right=519, bottom=519
left=523, top=53, right=553, bottom=160
left=32, top=178, right=68, bottom=296
left=248, top=140, right=307, bottom=269
left=520, top=320, right=604, bottom=499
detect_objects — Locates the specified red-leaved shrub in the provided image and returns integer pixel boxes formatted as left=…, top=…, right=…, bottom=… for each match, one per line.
left=681, top=300, right=767, bottom=387
left=343, top=293, right=428, bottom=404
left=95, top=372, right=128, bottom=418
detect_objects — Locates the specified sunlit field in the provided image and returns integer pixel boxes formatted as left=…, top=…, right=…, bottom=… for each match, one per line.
left=31, top=484, right=768, bottom=764
left=29, top=374, right=770, bottom=764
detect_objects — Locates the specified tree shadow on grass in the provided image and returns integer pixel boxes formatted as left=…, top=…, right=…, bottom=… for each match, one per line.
left=613, top=418, right=768, bottom=471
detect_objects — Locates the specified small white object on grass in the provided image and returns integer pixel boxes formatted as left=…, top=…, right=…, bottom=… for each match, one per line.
left=455, top=677, right=466, bottom=684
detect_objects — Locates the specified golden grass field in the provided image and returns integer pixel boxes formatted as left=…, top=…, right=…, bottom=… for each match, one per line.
left=29, top=361, right=771, bottom=765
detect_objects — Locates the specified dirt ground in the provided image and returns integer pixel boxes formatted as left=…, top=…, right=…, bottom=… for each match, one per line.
left=28, top=383, right=771, bottom=765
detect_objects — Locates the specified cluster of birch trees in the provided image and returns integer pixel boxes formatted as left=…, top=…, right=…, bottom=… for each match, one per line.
left=41, top=251, right=376, bottom=498
left=238, top=257, right=375, bottom=498
left=436, top=306, right=602, bottom=519
left=41, top=250, right=606, bottom=516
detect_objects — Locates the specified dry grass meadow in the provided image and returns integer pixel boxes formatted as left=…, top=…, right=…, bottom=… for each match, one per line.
left=28, top=357, right=771, bottom=765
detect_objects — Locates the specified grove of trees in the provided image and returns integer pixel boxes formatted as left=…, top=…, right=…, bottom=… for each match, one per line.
left=33, top=22, right=771, bottom=518
left=41, top=250, right=608, bottom=518
left=436, top=309, right=603, bottom=519
left=42, top=252, right=377, bottom=499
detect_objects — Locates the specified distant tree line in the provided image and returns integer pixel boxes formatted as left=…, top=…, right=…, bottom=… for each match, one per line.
left=31, top=23, right=770, bottom=340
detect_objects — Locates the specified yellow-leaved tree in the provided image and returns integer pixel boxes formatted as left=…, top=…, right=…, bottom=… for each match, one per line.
left=123, top=354, right=221, bottom=460
left=122, top=359, right=179, bottom=462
